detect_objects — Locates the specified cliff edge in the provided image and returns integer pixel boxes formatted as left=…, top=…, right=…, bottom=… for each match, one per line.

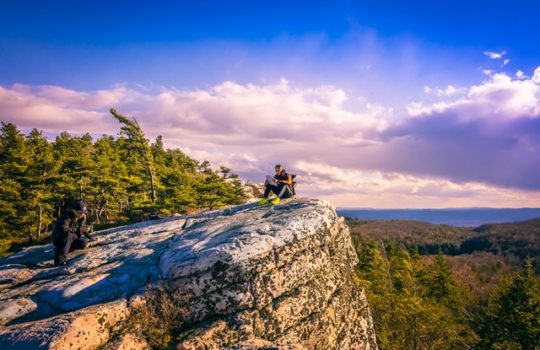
left=0, top=198, right=378, bottom=349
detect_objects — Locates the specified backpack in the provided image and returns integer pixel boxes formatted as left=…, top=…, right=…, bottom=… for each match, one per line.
left=290, top=174, right=297, bottom=195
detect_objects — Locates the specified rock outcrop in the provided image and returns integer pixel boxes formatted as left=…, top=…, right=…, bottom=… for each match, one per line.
left=227, top=178, right=264, bottom=200
left=0, top=198, right=378, bottom=349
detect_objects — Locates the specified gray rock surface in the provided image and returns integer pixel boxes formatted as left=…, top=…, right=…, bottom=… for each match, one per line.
left=0, top=197, right=378, bottom=349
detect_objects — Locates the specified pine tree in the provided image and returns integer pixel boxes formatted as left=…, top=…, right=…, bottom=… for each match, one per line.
left=0, top=123, right=28, bottom=240
left=357, top=242, right=473, bottom=350
left=425, top=250, right=456, bottom=303
left=478, top=258, right=540, bottom=349
left=110, top=108, right=158, bottom=204
left=23, top=129, right=55, bottom=239
left=51, top=131, right=89, bottom=212
left=90, top=135, right=128, bottom=223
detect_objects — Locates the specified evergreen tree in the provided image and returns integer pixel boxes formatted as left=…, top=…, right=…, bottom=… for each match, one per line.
left=476, top=258, right=540, bottom=349
left=90, top=135, right=128, bottom=223
left=23, top=129, right=55, bottom=239
left=110, top=108, right=158, bottom=204
left=0, top=123, right=28, bottom=240
left=0, top=121, right=246, bottom=254
left=425, top=251, right=457, bottom=304
left=50, top=131, right=95, bottom=212
left=356, top=241, right=473, bottom=350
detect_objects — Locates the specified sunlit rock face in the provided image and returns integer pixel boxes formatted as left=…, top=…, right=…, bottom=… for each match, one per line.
left=0, top=197, right=378, bottom=350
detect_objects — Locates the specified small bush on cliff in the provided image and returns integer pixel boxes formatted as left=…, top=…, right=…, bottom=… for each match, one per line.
left=127, top=285, right=189, bottom=349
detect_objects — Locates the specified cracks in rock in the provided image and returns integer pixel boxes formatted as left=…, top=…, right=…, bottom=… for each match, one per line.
left=1, top=226, right=185, bottom=327
left=175, top=261, right=356, bottom=348
left=262, top=277, right=358, bottom=345
left=162, top=222, right=346, bottom=316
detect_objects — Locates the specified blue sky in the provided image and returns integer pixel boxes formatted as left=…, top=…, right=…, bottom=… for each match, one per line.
left=1, top=1, right=540, bottom=207
left=2, top=0, right=539, bottom=91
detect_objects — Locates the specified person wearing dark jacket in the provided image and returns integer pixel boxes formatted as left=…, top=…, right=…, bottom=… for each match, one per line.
left=52, top=199, right=93, bottom=266
left=258, top=164, right=294, bottom=205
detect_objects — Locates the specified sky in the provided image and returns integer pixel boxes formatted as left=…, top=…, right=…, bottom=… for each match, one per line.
left=1, top=0, right=540, bottom=208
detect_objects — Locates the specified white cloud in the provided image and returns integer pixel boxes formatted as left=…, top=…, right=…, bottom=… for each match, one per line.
left=294, top=161, right=540, bottom=208
left=406, top=69, right=540, bottom=120
left=0, top=80, right=390, bottom=144
left=423, top=85, right=466, bottom=97
left=482, top=69, right=494, bottom=76
left=483, top=50, right=506, bottom=59
left=533, top=66, right=540, bottom=84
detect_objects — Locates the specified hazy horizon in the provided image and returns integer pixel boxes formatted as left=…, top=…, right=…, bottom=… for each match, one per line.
left=337, top=206, right=540, bottom=210
left=337, top=207, right=540, bottom=226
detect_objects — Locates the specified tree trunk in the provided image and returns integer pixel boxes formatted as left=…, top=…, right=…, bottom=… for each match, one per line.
left=37, top=206, right=43, bottom=239
left=147, top=163, right=157, bottom=203
left=79, top=175, right=83, bottom=198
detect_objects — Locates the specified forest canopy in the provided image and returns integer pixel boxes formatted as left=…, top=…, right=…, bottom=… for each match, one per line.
left=0, top=110, right=246, bottom=254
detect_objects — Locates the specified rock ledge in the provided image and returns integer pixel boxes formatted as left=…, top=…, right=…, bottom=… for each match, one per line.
left=0, top=197, right=377, bottom=349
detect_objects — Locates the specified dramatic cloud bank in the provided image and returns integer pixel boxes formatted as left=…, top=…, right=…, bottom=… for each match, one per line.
left=1, top=67, right=539, bottom=208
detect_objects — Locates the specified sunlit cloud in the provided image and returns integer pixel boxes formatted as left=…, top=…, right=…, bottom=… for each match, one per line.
left=295, top=161, right=540, bottom=208
left=406, top=68, right=540, bottom=120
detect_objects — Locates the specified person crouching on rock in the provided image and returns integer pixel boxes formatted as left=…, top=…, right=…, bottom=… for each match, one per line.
left=258, top=164, right=294, bottom=206
left=53, top=199, right=94, bottom=266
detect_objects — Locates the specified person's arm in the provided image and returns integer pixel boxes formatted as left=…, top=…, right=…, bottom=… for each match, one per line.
left=61, top=215, right=78, bottom=235
left=277, top=175, right=292, bottom=185
left=76, top=214, right=86, bottom=235
left=78, top=214, right=94, bottom=240
left=61, top=217, right=73, bottom=235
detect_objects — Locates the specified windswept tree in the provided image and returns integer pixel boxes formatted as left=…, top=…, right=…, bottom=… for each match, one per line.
left=110, top=108, right=157, bottom=204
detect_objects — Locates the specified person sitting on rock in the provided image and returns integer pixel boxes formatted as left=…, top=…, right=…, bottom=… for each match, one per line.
left=52, top=199, right=94, bottom=266
left=258, top=164, right=294, bottom=205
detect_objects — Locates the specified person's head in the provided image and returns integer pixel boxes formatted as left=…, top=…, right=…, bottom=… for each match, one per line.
left=70, top=199, right=87, bottom=219
left=275, top=164, right=283, bottom=174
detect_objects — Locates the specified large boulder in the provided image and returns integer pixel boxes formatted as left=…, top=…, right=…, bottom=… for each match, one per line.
left=0, top=198, right=378, bottom=349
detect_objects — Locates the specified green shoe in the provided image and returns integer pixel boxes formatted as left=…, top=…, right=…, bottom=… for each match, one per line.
left=271, top=197, right=280, bottom=205
left=258, top=198, right=270, bottom=205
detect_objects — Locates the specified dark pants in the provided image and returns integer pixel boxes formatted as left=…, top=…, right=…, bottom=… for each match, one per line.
left=264, top=184, right=293, bottom=199
left=53, top=232, right=88, bottom=265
